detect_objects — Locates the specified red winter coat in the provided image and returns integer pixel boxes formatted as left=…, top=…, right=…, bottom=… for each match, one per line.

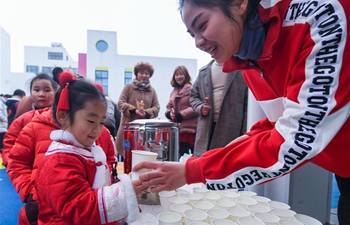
left=7, top=107, right=116, bottom=203
left=186, top=0, right=350, bottom=189
left=2, top=110, right=36, bottom=167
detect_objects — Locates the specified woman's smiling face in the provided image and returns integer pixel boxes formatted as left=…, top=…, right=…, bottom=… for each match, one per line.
left=181, top=1, right=246, bottom=63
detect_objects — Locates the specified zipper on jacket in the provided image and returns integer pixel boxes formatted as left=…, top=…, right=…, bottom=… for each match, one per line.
left=250, top=60, right=281, bottom=97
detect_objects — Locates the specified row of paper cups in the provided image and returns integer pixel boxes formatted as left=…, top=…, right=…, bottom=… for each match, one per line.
left=158, top=209, right=322, bottom=225
left=157, top=189, right=322, bottom=225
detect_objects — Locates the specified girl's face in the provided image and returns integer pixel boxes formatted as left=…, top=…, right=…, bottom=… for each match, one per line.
left=31, top=79, right=55, bottom=108
left=66, top=99, right=107, bottom=147
left=181, top=1, right=246, bottom=63
left=175, top=73, right=186, bottom=86
left=137, top=70, right=151, bottom=82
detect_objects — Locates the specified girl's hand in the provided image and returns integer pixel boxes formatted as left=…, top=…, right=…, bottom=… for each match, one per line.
left=132, top=179, right=149, bottom=196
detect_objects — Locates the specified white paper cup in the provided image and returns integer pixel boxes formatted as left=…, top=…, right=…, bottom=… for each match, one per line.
left=176, top=188, right=190, bottom=197
left=235, top=197, right=257, bottom=209
left=214, top=199, right=236, bottom=210
left=268, top=200, right=291, bottom=210
left=206, top=208, right=230, bottom=223
left=159, top=190, right=177, bottom=212
left=251, top=195, right=271, bottom=206
left=193, top=186, right=210, bottom=196
left=169, top=196, right=189, bottom=205
left=278, top=220, right=303, bottom=225
left=220, top=191, right=240, bottom=202
left=202, top=193, right=222, bottom=203
left=247, top=204, right=271, bottom=215
left=270, top=209, right=296, bottom=220
left=131, top=150, right=158, bottom=180
left=294, top=214, right=323, bottom=225
left=254, top=212, right=280, bottom=225
left=183, top=209, right=208, bottom=224
left=193, top=201, right=215, bottom=212
left=211, top=218, right=238, bottom=225
left=238, top=191, right=257, bottom=198
left=188, top=222, right=210, bottom=225
left=185, top=193, right=203, bottom=206
left=238, top=216, right=264, bottom=225
left=157, top=211, right=182, bottom=225
left=170, top=203, right=192, bottom=217
left=227, top=208, right=250, bottom=223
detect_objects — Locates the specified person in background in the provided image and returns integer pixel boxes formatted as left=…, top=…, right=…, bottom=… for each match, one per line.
left=133, top=1, right=350, bottom=224
left=14, top=67, right=62, bottom=119
left=165, top=65, right=198, bottom=157
left=190, top=60, right=247, bottom=157
left=94, top=83, right=121, bottom=140
left=34, top=71, right=146, bottom=224
left=6, top=89, right=26, bottom=127
left=6, top=72, right=116, bottom=224
left=0, top=96, right=7, bottom=153
left=2, top=73, right=58, bottom=168
left=116, top=61, right=160, bottom=156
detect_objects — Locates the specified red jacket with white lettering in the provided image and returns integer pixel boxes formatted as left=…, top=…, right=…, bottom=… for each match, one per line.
left=186, top=0, right=350, bottom=189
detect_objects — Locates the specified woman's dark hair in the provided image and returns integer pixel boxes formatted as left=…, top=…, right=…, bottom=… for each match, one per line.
left=52, top=78, right=107, bottom=125
left=134, top=62, right=155, bottom=77
left=178, top=0, right=261, bottom=29
left=29, top=73, right=58, bottom=92
left=170, top=66, right=192, bottom=87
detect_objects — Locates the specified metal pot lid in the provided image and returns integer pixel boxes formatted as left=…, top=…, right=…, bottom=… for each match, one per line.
left=125, top=119, right=178, bottom=127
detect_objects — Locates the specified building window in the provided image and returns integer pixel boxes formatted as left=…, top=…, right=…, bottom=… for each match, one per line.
left=124, top=71, right=132, bottom=85
left=96, top=40, right=108, bottom=52
left=95, top=70, right=108, bottom=95
left=48, top=52, right=63, bottom=60
left=26, top=65, right=39, bottom=74
left=42, top=66, right=54, bottom=74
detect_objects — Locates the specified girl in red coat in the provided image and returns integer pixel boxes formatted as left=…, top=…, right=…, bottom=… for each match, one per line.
left=35, top=72, right=146, bottom=225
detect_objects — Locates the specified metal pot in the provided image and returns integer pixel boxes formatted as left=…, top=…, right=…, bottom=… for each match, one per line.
left=123, top=119, right=179, bottom=205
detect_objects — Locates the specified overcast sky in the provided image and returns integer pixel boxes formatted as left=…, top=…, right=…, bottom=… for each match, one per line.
left=0, top=0, right=212, bottom=73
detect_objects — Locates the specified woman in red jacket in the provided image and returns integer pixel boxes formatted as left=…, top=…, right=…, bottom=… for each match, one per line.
left=165, top=66, right=198, bottom=157
left=134, top=0, right=350, bottom=224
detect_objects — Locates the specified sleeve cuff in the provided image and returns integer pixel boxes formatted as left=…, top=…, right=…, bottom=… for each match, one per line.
left=118, top=174, right=139, bottom=223
left=185, top=157, right=206, bottom=184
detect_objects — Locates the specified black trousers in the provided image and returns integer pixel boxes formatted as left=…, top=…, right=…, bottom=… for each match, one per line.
left=179, top=142, right=193, bottom=158
left=335, top=174, right=350, bottom=225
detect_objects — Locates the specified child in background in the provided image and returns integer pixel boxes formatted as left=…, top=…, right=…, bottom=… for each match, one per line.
left=35, top=71, right=145, bottom=224
left=3, top=73, right=58, bottom=167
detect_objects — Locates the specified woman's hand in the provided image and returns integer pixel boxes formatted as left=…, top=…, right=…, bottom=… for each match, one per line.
left=136, top=109, right=146, bottom=118
left=201, top=105, right=211, bottom=116
left=133, top=161, right=187, bottom=192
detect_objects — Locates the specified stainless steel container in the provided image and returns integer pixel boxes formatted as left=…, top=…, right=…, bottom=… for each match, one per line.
left=123, top=119, right=179, bottom=205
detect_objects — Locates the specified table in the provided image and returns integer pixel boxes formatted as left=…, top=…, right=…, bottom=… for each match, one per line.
left=129, top=204, right=162, bottom=225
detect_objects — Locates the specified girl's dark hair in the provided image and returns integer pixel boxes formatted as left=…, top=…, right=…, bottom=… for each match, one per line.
left=178, top=0, right=261, bottom=29
left=30, top=73, right=58, bottom=92
left=52, top=67, right=63, bottom=84
left=52, top=78, right=107, bottom=125
left=134, top=62, right=154, bottom=77
left=170, top=66, right=192, bottom=87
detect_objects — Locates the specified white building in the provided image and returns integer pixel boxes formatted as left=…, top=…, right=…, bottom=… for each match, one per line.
left=0, top=28, right=197, bottom=118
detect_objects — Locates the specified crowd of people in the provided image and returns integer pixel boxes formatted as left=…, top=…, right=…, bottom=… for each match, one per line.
left=1, top=59, right=244, bottom=224
left=1, top=0, right=349, bottom=224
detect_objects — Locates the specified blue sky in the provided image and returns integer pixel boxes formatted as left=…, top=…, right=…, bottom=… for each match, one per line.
left=0, top=0, right=211, bottom=72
